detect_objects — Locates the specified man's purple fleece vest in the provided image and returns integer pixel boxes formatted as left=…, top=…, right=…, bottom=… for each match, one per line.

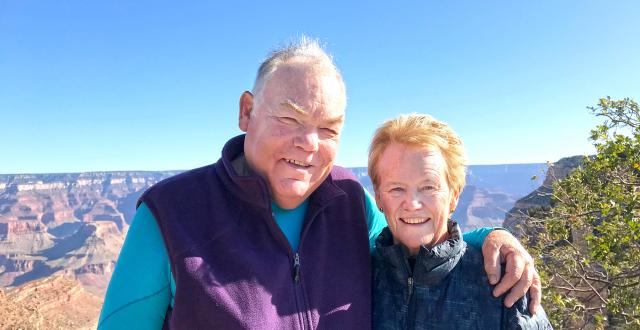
left=139, top=135, right=371, bottom=329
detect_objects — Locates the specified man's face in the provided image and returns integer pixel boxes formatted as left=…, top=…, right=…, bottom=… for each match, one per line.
left=374, top=143, right=459, bottom=255
left=239, top=60, right=346, bottom=209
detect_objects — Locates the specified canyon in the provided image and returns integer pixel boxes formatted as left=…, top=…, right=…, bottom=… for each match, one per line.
left=0, top=163, right=556, bottom=328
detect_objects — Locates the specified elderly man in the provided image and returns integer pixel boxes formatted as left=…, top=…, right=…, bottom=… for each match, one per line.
left=98, top=38, right=540, bottom=329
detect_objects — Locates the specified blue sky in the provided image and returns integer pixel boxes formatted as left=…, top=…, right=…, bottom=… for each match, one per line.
left=1, top=1, right=639, bottom=174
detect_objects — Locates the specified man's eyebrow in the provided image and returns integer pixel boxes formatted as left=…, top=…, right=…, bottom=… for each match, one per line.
left=324, top=115, right=345, bottom=126
left=281, top=100, right=307, bottom=115
left=280, top=99, right=344, bottom=126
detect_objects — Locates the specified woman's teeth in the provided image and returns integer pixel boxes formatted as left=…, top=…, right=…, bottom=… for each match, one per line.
left=400, top=217, right=429, bottom=224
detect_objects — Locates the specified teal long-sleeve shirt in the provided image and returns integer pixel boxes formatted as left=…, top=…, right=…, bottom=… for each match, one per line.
left=98, top=187, right=493, bottom=329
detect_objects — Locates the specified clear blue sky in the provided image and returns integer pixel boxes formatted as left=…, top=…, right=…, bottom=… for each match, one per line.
left=1, top=1, right=639, bottom=174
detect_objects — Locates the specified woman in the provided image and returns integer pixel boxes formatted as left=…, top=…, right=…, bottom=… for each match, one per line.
left=368, top=114, right=552, bottom=329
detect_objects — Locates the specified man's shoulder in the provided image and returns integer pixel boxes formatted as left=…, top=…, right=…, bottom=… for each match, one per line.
left=329, top=165, right=365, bottom=196
left=140, top=164, right=218, bottom=204
left=330, top=165, right=358, bottom=181
left=154, top=164, right=215, bottom=189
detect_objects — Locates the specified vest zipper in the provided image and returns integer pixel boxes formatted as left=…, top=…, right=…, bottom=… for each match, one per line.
left=293, top=252, right=301, bottom=283
left=292, top=252, right=311, bottom=329
left=406, top=276, right=414, bottom=304
left=293, top=203, right=338, bottom=329
left=406, top=276, right=416, bottom=329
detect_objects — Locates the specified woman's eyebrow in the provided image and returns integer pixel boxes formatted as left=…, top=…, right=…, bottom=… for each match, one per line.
left=382, top=181, right=405, bottom=187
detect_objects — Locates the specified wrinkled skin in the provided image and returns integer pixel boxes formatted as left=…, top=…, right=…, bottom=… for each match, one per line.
left=239, top=59, right=346, bottom=209
left=375, top=143, right=458, bottom=255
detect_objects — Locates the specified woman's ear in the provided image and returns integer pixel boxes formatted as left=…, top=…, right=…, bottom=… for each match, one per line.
left=449, top=190, right=460, bottom=214
left=374, top=190, right=383, bottom=212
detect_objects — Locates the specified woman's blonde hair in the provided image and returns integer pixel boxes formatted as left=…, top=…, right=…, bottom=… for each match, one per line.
left=368, top=113, right=467, bottom=195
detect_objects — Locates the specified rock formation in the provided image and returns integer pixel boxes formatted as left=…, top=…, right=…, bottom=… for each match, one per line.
left=0, top=165, right=546, bottom=300
left=503, top=156, right=584, bottom=236
left=0, top=275, right=102, bottom=329
left=0, top=171, right=179, bottom=296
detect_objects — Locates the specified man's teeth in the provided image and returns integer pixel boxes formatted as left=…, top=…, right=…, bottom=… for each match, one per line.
left=401, top=217, right=429, bottom=224
left=286, top=159, right=310, bottom=167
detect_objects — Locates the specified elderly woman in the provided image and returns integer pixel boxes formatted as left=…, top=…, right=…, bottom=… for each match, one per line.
left=369, top=114, right=551, bottom=329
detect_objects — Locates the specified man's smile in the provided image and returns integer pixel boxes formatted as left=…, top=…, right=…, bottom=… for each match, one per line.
left=285, top=158, right=312, bottom=168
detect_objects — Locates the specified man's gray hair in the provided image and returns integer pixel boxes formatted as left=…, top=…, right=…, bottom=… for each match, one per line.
left=252, top=36, right=345, bottom=97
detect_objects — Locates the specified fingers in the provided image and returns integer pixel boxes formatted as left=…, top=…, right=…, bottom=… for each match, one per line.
left=482, top=235, right=502, bottom=285
left=528, top=272, right=542, bottom=314
left=503, top=258, right=533, bottom=307
left=482, top=229, right=543, bottom=310
left=492, top=251, right=524, bottom=299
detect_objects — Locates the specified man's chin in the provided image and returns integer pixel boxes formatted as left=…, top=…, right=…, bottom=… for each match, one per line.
left=272, top=181, right=312, bottom=207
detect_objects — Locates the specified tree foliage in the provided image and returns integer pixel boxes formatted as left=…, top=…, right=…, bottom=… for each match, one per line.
left=523, top=97, right=640, bottom=329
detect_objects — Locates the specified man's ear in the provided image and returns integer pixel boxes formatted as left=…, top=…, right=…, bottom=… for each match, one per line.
left=239, top=91, right=254, bottom=132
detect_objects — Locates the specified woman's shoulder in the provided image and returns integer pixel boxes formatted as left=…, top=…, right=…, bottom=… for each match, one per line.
left=455, top=243, right=488, bottom=279
left=454, top=244, right=554, bottom=330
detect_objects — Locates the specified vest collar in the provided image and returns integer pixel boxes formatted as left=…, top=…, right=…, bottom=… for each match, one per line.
left=375, top=221, right=466, bottom=285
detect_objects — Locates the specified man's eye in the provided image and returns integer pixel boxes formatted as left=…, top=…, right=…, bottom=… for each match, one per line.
left=319, top=127, right=338, bottom=137
left=277, top=117, right=298, bottom=125
left=389, top=187, right=404, bottom=193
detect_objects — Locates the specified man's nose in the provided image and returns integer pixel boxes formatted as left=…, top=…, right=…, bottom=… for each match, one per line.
left=295, top=128, right=319, bottom=152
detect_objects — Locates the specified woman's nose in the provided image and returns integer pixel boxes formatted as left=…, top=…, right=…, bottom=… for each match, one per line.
left=403, top=191, right=423, bottom=211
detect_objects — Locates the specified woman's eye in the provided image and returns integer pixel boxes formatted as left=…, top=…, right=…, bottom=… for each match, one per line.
left=419, top=185, right=436, bottom=192
left=389, top=187, right=404, bottom=193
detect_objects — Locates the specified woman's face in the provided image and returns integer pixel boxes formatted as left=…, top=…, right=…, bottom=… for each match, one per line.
left=374, top=143, right=459, bottom=255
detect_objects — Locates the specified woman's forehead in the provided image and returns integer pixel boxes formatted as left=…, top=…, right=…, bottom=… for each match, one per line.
left=378, top=144, right=447, bottom=180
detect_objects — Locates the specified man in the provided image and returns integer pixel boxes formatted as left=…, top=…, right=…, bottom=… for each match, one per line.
left=98, top=37, right=541, bottom=329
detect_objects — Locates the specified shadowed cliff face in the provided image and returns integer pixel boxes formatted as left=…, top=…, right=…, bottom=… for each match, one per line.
left=503, top=156, right=584, bottom=237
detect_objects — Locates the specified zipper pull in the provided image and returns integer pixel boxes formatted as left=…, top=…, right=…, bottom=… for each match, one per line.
left=406, top=277, right=414, bottom=303
left=293, top=253, right=301, bottom=283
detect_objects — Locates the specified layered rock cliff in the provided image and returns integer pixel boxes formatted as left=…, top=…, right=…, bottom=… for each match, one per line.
left=0, top=171, right=179, bottom=295
left=503, top=156, right=584, bottom=236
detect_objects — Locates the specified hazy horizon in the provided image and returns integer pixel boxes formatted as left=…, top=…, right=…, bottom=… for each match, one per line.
left=0, top=162, right=549, bottom=176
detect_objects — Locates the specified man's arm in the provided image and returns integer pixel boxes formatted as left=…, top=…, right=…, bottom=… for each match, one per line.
left=363, top=188, right=388, bottom=251
left=363, top=187, right=541, bottom=313
left=98, top=202, right=172, bottom=329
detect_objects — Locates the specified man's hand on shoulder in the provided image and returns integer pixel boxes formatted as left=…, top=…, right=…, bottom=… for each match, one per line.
left=481, top=229, right=542, bottom=314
